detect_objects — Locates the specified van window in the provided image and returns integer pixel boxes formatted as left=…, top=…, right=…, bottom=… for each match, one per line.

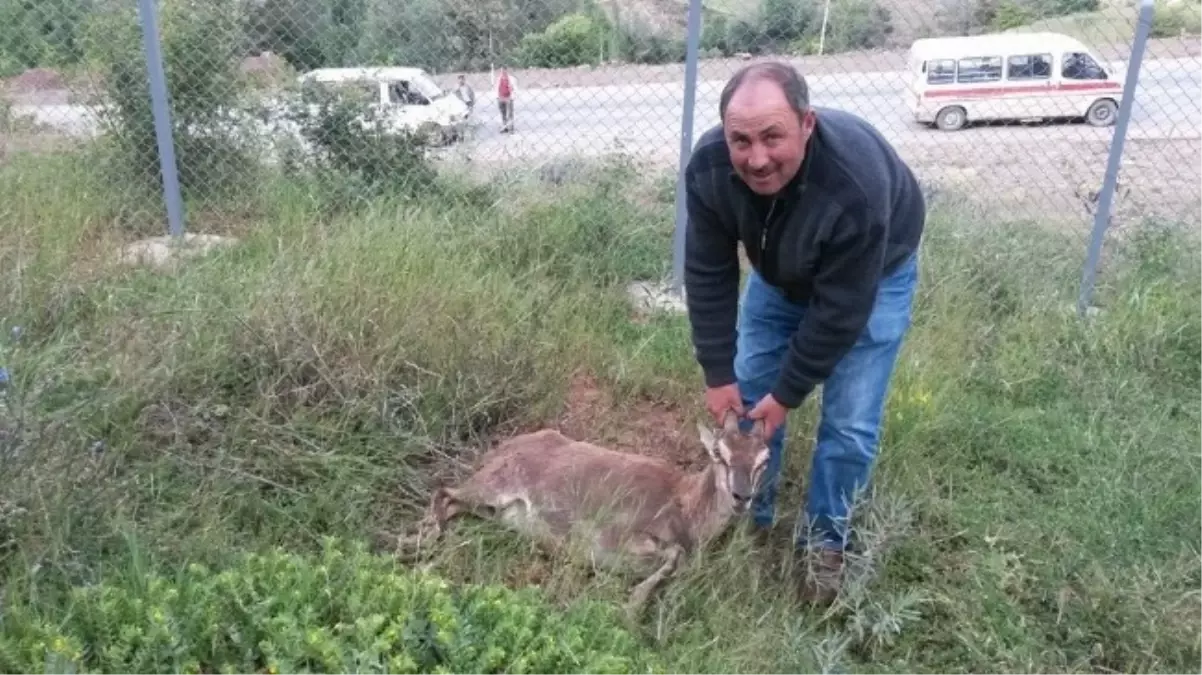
left=1007, top=53, right=1052, bottom=80
left=957, top=56, right=1003, bottom=83
left=926, top=59, right=956, bottom=84
left=302, top=80, right=376, bottom=106
left=389, top=81, right=429, bottom=105
left=1062, top=52, right=1108, bottom=80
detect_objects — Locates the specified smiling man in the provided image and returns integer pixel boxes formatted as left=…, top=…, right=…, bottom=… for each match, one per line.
left=681, top=61, right=926, bottom=604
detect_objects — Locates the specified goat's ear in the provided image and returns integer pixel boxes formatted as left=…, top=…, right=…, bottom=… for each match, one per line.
left=697, top=422, right=720, bottom=461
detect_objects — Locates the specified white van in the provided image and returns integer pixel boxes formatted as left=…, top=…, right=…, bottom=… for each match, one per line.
left=296, top=66, right=471, bottom=144
left=906, top=32, right=1125, bottom=131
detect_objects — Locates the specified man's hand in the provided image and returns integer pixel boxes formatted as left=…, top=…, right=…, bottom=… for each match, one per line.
left=704, top=383, right=744, bottom=425
left=747, top=394, right=788, bottom=440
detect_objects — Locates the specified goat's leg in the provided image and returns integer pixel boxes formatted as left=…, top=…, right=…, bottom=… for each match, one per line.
left=624, top=543, right=685, bottom=619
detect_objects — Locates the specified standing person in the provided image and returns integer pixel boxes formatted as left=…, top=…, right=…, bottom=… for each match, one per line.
left=681, top=61, right=926, bottom=605
left=495, top=66, right=517, bottom=133
left=455, top=74, right=475, bottom=113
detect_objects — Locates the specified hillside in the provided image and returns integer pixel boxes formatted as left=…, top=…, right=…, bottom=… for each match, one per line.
left=592, top=0, right=926, bottom=44
left=590, top=0, right=1199, bottom=50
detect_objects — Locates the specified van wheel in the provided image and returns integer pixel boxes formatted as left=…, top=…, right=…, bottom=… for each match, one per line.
left=1086, top=98, right=1118, bottom=127
left=935, top=106, right=967, bottom=131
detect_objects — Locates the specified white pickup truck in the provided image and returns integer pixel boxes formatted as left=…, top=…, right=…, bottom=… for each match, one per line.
left=291, top=66, right=473, bottom=144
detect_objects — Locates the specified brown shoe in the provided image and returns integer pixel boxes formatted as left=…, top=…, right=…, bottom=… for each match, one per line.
left=798, top=548, right=844, bottom=606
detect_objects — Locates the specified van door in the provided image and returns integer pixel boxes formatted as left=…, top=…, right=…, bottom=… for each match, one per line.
left=1058, top=50, right=1115, bottom=117
left=955, top=55, right=1005, bottom=121
left=1004, top=51, right=1056, bottom=120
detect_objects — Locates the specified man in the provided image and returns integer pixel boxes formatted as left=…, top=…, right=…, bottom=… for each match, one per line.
left=494, top=66, right=517, bottom=133
left=682, top=61, right=925, bottom=604
left=454, top=74, right=475, bottom=113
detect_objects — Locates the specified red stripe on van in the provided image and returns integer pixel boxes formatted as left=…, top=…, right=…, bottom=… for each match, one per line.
left=923, top=81, right=1121, bottom=98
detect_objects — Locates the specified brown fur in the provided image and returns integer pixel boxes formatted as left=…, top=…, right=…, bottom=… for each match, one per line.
left=400, top=413, right=770, bottom=617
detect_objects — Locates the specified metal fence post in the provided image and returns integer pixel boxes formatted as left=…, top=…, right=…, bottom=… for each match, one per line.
left=670, top=0, right=704, bottom=296
left=136, top=0, right=186, bottom=239
left=1077, top=0, right=1154, bottom=316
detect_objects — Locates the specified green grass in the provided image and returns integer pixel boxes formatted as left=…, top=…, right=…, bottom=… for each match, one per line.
left=1007, top=0, right=1202, bottom=41
left=0, top=146, right=1199, bottom=673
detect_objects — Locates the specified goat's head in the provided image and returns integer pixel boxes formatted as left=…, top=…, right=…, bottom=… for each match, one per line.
left=697, top=411, right=771, bottom=515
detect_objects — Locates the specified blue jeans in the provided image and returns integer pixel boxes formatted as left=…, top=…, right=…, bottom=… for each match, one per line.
left=734, top=253, right=918, bottom=551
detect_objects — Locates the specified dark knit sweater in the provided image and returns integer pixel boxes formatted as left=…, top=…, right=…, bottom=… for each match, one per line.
left=682, top=107, right=926, bottom=408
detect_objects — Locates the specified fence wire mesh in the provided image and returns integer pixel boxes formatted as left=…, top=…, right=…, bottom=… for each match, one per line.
left=2, top=0, right=1199, bottom=260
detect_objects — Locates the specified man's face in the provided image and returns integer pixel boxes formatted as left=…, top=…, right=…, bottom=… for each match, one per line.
left=723, top=78, right=815, bottom=196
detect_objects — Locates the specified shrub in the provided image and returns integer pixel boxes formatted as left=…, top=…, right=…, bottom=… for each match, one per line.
left=516, top=13, right=610, bottom=68
left=707, top=0, right=892, bottom=56
left=0, top=539, right=663, bottom=674
left=1151, top=0, right=1201, bottom=37
left=79, top=0, right=256, bottom=202
left=0, top=0, right=93, bottom=76
left=616, top=28, right=685, bottom=65
left=1042, top=0, right=1100, bottom=13
left=822, top=0, right=893, bottom=50
left=989, top=0, right=1036, bottom=30
left=944, top=0, right=1102, bottom=34
left=280, top=80, right=439, bottom=209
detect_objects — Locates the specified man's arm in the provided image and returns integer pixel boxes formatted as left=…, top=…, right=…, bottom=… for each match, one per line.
left=683, top=168, right=741, bottom=388
left=770, top=205, right=888, bottom=408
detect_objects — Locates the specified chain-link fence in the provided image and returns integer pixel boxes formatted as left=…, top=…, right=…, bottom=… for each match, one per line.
left=2, top=0, right=1199, bottom=290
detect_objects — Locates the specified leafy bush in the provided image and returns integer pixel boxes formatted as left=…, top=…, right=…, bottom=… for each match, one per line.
left=80, top=0, right=256, bottom=201
left=0, top=93, right=11, bottom=131
left=706, top=0, right=892, bottom=56
left=0, top=539, right=662, bottom=674
left=243, top=0, right=363, bottom=73
left=943, top=0, right=1102, bottom=34
left=822, top=0, right=894, bottom=50
left=516, top=13, right=610, bottom=68
left=281, top=80, right=438, bottom=209
left=1151, top=0, right=1202, bottom=37
left=989, top=0, right=1036, bottom=30
left=614, top=22, right=686, bottom=65
left=1041, top=0, right=1100, bottom=14
left=355, top=0, right=592, bottom=73
left=0, top=0, right=93, bottom=76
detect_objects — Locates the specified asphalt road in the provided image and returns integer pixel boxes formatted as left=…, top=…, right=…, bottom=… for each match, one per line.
left=12, top=57, right=1200, bottom=164
left=452, top=56, right=1200, bottom=161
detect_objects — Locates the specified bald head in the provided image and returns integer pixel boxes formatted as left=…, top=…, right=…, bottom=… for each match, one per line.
left=719, top=61, right=810, bottom=123
left=718, top=61, right=816, bottom=195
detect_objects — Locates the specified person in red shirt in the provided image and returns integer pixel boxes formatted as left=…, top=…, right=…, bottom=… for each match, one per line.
left=496, top=66, right=516, bottom=133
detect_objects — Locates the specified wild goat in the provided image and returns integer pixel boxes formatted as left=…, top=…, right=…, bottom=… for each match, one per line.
left=400, top=411, right=770, bottom=616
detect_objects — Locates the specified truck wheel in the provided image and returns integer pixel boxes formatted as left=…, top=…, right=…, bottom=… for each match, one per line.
left=935, top=106, right=967, bottom=131
left=1085, top=98, right=1118, bottom=127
